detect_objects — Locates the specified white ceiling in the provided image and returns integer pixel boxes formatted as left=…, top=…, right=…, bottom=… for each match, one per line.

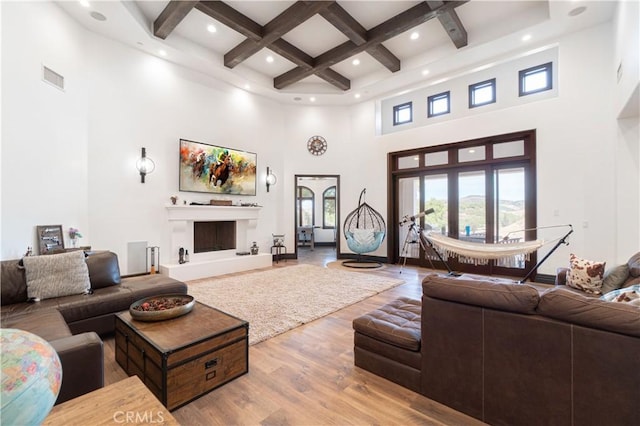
left=55, top=1, right=616, bottom=105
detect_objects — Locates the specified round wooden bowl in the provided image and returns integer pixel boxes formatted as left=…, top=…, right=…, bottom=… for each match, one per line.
left=129, top=294, right=195, bottom=322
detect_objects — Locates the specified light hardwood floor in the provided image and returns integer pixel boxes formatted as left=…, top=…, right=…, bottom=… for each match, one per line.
left=103, top=247, right=485, bottom=425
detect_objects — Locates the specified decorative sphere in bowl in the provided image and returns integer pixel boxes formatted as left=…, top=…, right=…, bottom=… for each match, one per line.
left=129, top=294, right=195, bottom=321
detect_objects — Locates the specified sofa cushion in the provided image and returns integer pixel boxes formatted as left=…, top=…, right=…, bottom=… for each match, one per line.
left=601, top=264, right=630, bottom=294
left=22, top=251, right=91, bottom=301
left=628, top=252, right=640, bottom=278
left=353, top=297, right=421, bottom=351
left=537, top=287, right=640, bottom=337
left=422, top=273, right=541, bottom=314
left=565, top=254, right=606, bottom=295
left=0, top=309, right=71, bottom=341
left=0, top=260, right=28, bottom=305
left=85, top=251, right=121, bottom=289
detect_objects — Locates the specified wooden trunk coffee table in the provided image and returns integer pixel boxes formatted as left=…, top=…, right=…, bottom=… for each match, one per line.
left=115, top=301, right=248, bottom=411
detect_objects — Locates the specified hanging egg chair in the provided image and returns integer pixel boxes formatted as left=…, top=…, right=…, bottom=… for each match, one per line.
left=342, top=188, right=386, bottom=268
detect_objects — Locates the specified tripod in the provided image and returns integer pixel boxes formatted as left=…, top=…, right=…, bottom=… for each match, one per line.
left=399, top=220, right=458, bottom=275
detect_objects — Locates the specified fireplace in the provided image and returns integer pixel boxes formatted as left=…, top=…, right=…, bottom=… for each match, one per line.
left=162, top=205, right=271, bottom=281
left=193, top=221, right=236, bottom=253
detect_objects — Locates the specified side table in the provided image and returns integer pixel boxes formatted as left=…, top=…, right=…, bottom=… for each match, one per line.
left=43, top=376, right=179, bottom=425
left=271, top=244, right=287, bottom=263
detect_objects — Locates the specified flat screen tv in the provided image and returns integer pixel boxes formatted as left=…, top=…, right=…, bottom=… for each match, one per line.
left=179, top=139, right=257, bottom=196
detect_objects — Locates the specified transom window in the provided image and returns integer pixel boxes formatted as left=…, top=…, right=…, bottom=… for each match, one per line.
left=469, top=78, right=496, bottom=108
left=428, top=91, right=450, bottom=117
left=393, top=102, right=412, bottom=125
left=519, top=62, right=553, bottom=96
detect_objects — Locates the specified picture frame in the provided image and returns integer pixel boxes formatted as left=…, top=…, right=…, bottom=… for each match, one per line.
left=37, top=225, right=64, bottom=254
left=179, top=139, right=257, bottom=196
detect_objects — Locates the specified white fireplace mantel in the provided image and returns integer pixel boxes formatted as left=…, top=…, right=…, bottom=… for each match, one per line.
left=166, top=205, right=261, bottom=222
left=160, top=204, right=271, bottom=280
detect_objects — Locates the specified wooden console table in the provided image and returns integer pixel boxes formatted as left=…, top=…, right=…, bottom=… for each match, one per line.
left=43, top=376, right=178, bottom=425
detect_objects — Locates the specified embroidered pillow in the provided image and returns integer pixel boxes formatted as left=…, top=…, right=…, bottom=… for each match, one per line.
left=22, top=251, right=91, bottom=301
left=565, top=253, right=606, bottom=295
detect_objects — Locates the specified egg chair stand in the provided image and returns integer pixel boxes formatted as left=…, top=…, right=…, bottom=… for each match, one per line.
left=342, top=189, right=386, bottom=269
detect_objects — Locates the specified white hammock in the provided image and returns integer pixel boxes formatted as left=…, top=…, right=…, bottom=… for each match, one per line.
left=424, top=231, right=544, bottom=265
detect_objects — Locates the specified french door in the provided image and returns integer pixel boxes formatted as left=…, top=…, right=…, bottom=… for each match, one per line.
left=390, top=130, right=537, bottom=278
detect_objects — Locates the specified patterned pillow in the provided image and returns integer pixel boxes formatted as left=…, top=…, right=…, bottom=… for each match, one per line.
left=600, top=284, right=640, bottom=306
left=565, top=253, right=606, bottom=295
left=22, top=251, right=91, bottom=301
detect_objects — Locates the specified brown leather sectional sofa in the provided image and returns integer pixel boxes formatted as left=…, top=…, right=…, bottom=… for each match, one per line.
left=0, top=251, right=187, bottom=404
left=354, top=273, right=640, bottom=426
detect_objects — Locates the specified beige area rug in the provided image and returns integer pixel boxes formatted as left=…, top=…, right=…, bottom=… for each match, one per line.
left=187, top=264, right=404, bottom=345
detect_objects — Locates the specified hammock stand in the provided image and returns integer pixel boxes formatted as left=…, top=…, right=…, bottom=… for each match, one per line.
left=423, top=224, right=574, bottom=283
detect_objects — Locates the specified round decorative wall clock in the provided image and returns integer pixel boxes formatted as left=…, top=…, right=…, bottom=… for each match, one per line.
left=307, top=135, right=327, bottom=156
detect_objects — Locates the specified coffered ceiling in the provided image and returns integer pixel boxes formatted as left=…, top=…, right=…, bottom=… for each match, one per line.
left=56, top=1, right=616, bottom=105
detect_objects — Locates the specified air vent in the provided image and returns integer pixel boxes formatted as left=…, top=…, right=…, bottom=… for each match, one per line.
left=42, top=65, right=64, bottom=91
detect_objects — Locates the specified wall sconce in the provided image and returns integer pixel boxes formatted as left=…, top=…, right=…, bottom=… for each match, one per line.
left=136, top=147, right=155, bottom=183
left=266, top=166, right=277, bottom=192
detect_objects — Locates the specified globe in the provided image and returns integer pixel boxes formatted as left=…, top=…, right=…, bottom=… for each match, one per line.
left=1, top=328, right=62, bottom=425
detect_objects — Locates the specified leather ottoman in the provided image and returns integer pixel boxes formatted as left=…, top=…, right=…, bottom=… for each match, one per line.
left=352, top=297, right=422, bottom=392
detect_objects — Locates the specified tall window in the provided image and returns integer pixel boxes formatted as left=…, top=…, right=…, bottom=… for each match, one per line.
left=393, top=102, right=412, bottom=125
left=390, top=130, right=537, bottom=278
left=519, top=62, right=553, bottom=96
left=469, top=78, right=496, bottom=108
left=428, top=91, right=450, bottom=117
left=297, top=186, right=314, bottom=227
left=323, top=186, right=336, bottom=228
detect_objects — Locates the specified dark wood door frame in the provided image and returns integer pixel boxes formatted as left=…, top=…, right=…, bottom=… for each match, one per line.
left=294, top=174, right=341, bottom=259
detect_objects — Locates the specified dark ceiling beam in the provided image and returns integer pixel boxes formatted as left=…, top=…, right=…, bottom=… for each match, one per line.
left=275, top=1, right=467, bottom=89
left=426, top=1, right=468, bottom=48
left=153, top=0, right=199, bottom=40
left=269, top=39, right=350, bottom=90
left=195, top=1, right=262, bottom=41
left=223, top=1, right=335, bottom=68
left=320, top=2, right=400, bottom=73
left=366, top=44, right=400, bottom=72
left=196, top=0, right=350, bottom=90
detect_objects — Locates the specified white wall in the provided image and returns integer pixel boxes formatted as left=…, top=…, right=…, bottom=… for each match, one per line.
left=2, top=2, right=637, bottom=277
left=1, top=1, right=284, bottom=272
left=357, top=21, right=629, bottom=273
left=1, top=1, right=89, bottom=258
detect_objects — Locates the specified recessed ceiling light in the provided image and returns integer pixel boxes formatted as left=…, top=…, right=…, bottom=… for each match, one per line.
left=310, top=97, right=316, bottom=102
left=354, top=93, right=361, bottom=99
left=79, top=0, right=90, bottom=8
left=266, top=56, right=274, bottom=63
left=244, top=84, right=250, bottom=90
left=90, top=11, right=106, bottom=21
left=352, top=58, right=360, bottom=66
left=568, top=6, right=587, bottom=17
left=469, top=149, right=475, bottom=153
left=207, top=24, right=217, bottom=33
left=158, top=49, right=167, bottom=57
left=422, top=69, right=430, bottom=76
left=521, top=34, right=532, bottom=42
left=410, top=32, right=420, bottom=40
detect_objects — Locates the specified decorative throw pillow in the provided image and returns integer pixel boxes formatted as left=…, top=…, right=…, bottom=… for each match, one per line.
left=600, top=285, right=640, bottom=306
left=565, top=253, right=606, bottom=295
left=22, top=251, right=91, bottom=301
left=601, top=264, right=630, bottom=294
